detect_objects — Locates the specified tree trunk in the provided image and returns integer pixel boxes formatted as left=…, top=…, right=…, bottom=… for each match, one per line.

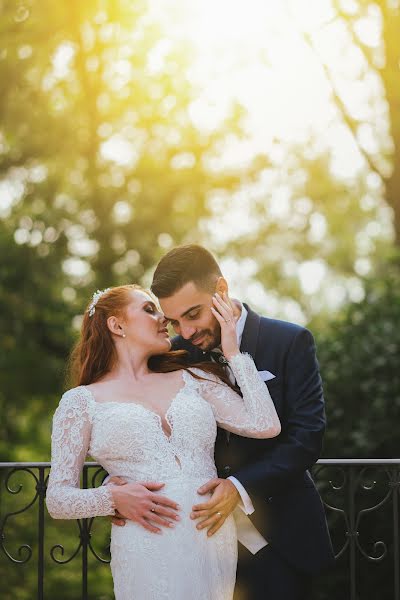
left=380, top=2, right=400, bottom=245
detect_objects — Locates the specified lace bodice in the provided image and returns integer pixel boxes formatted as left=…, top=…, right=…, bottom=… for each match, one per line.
left=46, top=353, right=280, bottom=520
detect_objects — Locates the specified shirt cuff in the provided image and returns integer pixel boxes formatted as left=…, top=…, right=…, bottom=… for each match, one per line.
left=228, top=476, right=255, bottom=515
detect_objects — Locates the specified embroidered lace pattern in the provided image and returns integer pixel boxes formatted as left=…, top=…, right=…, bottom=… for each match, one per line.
left=46, top=352, right=279, bottom=599
left=46, top=387, right=115, bottom=520
left=186, top=352, right=280, bottom=437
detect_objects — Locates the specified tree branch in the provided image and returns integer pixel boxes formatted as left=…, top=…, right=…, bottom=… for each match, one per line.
left=302, top=29, right=387, bottom=181
left=331, top=0, right=378, bottom=72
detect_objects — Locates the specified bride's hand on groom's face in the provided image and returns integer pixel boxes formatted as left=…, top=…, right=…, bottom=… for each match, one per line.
left=190, top=478, right=240, bottom=537
left=211, top=292, right=239, bottom=361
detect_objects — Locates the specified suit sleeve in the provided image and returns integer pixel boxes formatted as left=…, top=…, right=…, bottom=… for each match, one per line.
left=232, top=328, right=326, bottom=498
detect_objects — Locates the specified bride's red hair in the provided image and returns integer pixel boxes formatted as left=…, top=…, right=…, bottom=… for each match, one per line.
left=67, top=284, right=233, bottom=389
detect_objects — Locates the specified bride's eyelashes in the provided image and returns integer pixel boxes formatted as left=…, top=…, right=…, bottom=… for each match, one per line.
left=144, top=303, right=162, bottom=317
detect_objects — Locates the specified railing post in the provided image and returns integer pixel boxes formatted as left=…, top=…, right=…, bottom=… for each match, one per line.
left=348, top=465, right=357, bottom=600
left=82, top=465, right=88, bottom=600
left=37, top=466, right=46, bottom=600
left=393, top=465, right=400, bottom=600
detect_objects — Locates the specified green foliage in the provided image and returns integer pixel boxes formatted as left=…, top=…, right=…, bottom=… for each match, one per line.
left=313, top=257, right=400, bottom=599
left=0, top=219, right=74, bottom=460
left=224, top=147, right=393, bottom=320
left=317, top=258, right=400, bottom=458
left=0, top=0, right=246, bottom=460
left=0, top=0, right=245, bottom=293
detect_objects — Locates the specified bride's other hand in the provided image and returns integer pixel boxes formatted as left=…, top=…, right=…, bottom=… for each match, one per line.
left=108, top=480, right=181, bottom=534
left=211, top=292, right=239, bottom=360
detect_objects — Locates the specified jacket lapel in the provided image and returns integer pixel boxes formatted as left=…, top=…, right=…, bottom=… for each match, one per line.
left=240, top=303, right=261, bottom=359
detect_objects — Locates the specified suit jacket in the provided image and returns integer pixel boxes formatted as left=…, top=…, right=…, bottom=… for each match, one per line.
left=172, top=303, right=334, bottom=574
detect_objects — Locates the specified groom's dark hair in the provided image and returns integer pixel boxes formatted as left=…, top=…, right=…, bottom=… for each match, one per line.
left=151, top=244, right=222, bottom=298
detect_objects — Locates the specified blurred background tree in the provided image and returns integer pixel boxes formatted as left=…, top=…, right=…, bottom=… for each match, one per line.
left=0, top=0, right=250, bottom=460
left=318, top=258, right=400, bottom=458
left=0, top=0, right=400, bottom=474
left=203, top=0, right=400, bottom=323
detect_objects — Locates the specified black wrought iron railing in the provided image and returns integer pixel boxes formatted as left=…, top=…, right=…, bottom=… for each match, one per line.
left=0, top=460, right=399, bottom=599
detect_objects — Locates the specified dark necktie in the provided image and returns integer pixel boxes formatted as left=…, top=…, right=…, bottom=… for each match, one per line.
left=209, top=348, right=228, bottom=365
left=207, top=348, right=233, bottom=444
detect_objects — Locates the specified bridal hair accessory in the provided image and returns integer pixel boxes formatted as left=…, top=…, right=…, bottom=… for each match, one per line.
left=88, top=288, right=111, bottom=317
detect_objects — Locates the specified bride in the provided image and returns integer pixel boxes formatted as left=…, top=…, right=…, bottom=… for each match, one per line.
left=46, top=284, right=281, bottom=600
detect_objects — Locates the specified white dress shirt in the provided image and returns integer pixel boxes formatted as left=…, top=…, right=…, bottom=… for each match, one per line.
left=215, top=301, right=268, bottom=554
left=225, top=302, right=255, bottom=512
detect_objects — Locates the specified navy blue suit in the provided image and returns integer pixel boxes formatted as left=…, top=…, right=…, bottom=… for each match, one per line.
left=172, top=304, right=334, bottom=599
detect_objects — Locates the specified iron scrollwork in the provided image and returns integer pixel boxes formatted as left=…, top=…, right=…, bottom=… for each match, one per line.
left=1, top=460, right=400, bottom=599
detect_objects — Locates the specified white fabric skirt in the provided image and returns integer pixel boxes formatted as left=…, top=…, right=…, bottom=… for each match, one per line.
left=110, top=477, right=237, bottom=600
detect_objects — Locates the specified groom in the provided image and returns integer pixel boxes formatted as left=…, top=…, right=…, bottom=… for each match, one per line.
left=150, top=244, right=334, bottom=599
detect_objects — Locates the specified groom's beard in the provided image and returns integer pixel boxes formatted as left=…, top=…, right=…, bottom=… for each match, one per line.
left=189, top=328, right=221, bottom=352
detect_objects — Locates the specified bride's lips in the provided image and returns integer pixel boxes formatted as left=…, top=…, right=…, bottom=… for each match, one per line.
left=158, top=327, right=169, bottom=336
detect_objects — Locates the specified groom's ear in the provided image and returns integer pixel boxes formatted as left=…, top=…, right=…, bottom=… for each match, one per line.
left=215, top=277, right=228, bottom=296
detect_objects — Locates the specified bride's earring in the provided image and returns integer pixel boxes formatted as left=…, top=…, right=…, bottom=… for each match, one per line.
left=121, top=333, right=126, bottom=338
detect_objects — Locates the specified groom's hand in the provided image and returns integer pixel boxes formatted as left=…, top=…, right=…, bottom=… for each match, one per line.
left=191, top=478, right=240, bottom=536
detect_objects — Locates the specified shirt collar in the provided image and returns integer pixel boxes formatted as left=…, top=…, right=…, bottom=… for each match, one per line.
left=235, top=301, right=248, bottom=346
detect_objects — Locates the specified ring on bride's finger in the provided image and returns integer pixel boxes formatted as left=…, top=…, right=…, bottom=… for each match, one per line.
left=150, top=506, right=156, bottom=513
left=216, top=511, right=222, bottom=517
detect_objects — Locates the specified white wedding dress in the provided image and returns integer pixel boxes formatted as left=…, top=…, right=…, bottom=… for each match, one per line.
left=46, top=353, right=277, bottom=600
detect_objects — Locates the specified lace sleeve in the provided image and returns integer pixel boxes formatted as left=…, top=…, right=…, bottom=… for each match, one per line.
left=46, top=387, right=115, bottom=520
left=191, top=353, right=281, bottom=438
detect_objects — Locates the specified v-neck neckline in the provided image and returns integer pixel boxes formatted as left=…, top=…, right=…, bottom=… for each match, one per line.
left=82, top=371, right=190, bottom=440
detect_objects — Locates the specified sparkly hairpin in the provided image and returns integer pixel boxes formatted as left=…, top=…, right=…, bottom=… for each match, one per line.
left=87, top=288, right=111, bottom=317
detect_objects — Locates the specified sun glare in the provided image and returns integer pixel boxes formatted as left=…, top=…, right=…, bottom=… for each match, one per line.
left=178, top=0, right=273, bottom=43
left=150, top=0, right=361, bottom=168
